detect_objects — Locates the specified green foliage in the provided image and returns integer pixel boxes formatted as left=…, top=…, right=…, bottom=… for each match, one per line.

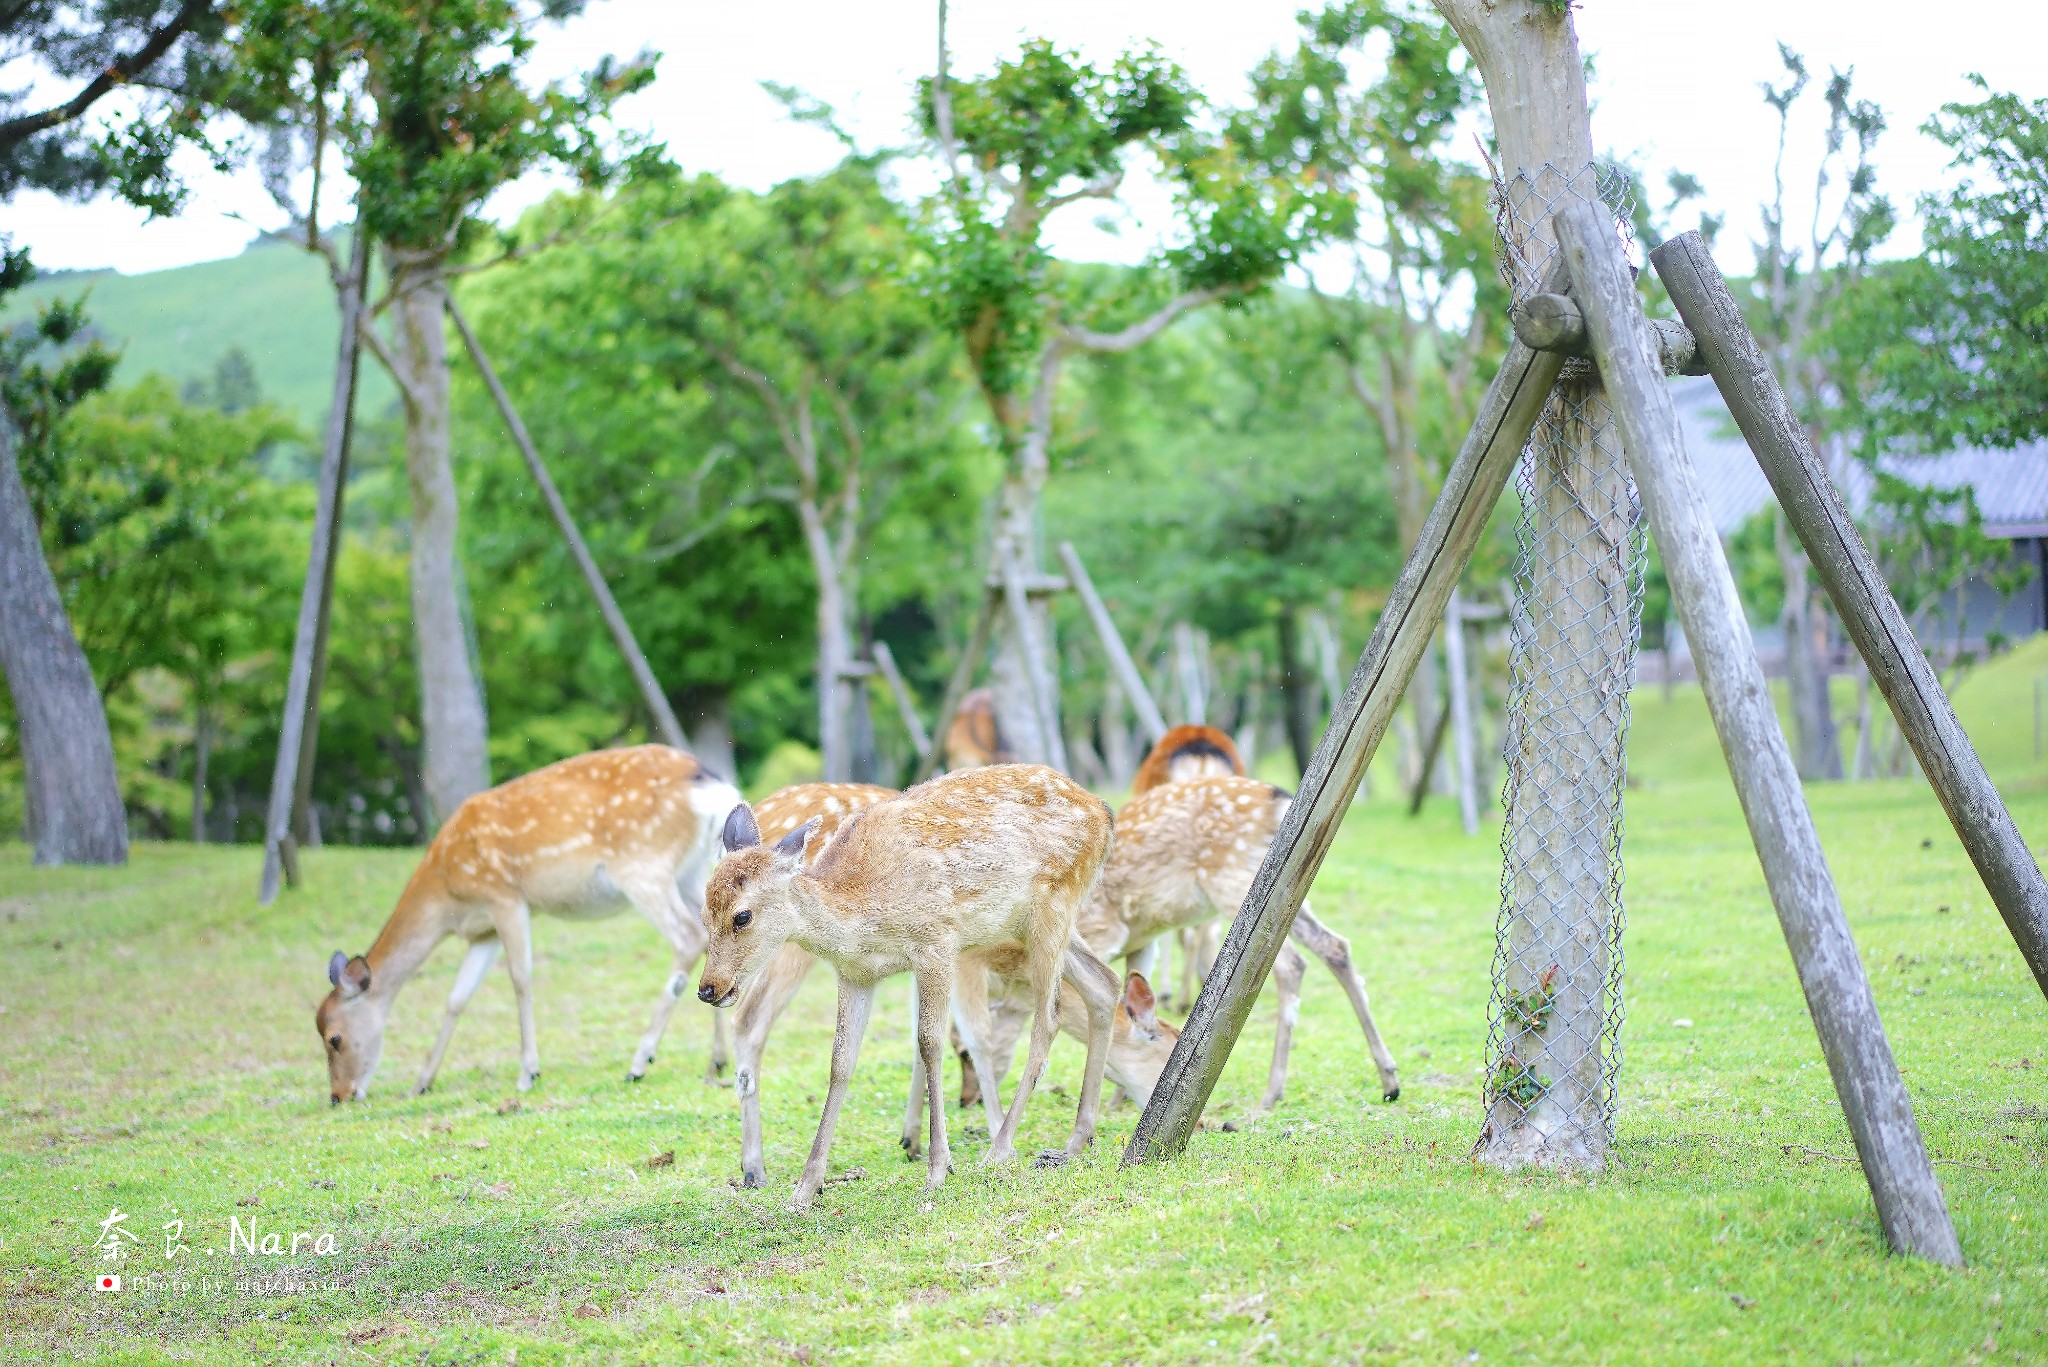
left=1504, top=963, right=1560, bottom=1031
left=228, top=0, right=654, bottom=253
left=916, top=38, right=1333, bottom=433
left=0, top=0, right=240, bottom=214
left=1826, top=80, right=2048, bottom=453
left=449, top=163, right=988, bottom=778
left=1866, top=473, right=2035, bottom=667
left=1487, top=1053, right=1550, bottom=1107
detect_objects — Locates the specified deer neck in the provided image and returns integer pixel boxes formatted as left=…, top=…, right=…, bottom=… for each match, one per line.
left=782, top=878, right=894, bottom=977
left=362, top=881, right=456, bottom=1007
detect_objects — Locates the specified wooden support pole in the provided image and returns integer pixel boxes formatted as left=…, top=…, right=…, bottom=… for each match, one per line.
left=1125, top=330, right=1567, bottom=1164
left=1444, top=590, right=1481, bottom=835
left=1000, top=545, right=1069, bottom=773
left=1057, top=541, right=1169, bottom=745
left=915, top=589, right=998, bottom=783
left=1560, top=202, right=1962, bottom=1266
left=869, top=641, right=931, bottom=759
left=447, top=300, right=689, bottom=753
left=1652, top=230, right=2048, bottom=1005
left=260, top=229, right=369, bottom=905
left=1513, top=291, right=1707, bottom=375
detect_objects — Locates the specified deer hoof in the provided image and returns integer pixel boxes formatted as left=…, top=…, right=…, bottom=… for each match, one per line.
left=1382, top=1086, right=1401, bottom=1103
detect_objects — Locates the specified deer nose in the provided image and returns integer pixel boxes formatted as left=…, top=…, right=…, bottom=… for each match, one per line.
left=696, top=983, right=720, bottom=1004
left=330, top=1094, right=342, bottom=1107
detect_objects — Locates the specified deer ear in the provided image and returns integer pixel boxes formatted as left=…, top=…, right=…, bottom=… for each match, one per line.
left=774, top=816, right=821, bottom=862
left=336, top=955, right=372, bottom=999
left=1123, top=972, right=1159, bottom=1030
left=722, top=803, right=762, bottom=852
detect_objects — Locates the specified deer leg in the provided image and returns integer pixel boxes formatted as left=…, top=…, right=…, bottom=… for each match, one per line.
left=1262, top=942, right=1307, bottom=1111
left=1059, top=944, right=1118, bottom=1158
left=986, top=943, right=1060, bottom=1168
left=1292, top=900, right=1400, bottom=1102
left=793, top=976, right=874, bottom=1212
left=903, top=986, right=927, bottom=1161
left=947, top=956, right=1008, bottom=1137
left=913, top=956, right=957, bottom=1190
left=492, top=901, right=542, bottom=1092
left=414, top=937, right=499, bottom=1095
left=734, top=943, right=817, bottom=1188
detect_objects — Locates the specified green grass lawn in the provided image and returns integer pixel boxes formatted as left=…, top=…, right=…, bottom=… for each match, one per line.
left=4, top=645, right=2047, bottom=1363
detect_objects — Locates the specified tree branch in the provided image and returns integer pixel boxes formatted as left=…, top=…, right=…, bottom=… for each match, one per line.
left=1061, top=287, right=1230, bottom=354
left=0, top=0, right=213, bottom=153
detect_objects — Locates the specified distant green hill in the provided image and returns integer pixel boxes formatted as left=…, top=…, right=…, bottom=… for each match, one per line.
left=5, top=234, right=395, bottom=430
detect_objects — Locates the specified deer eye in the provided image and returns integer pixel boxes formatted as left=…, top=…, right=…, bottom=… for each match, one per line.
left=732, top=911, right=753, bottom=930
left=328, top=1036, right=343, bottom=1051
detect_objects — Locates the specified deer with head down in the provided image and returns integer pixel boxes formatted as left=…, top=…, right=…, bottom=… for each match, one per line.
left=315, top=745, right=739, bottom=1103
left=725, top=780, right=1177, bottom=1188
left=1087, top=772, right=1402, bottom=1107
left=698, top=764, right=1119, bottom=1207
left=1130, top=725, right=1245, bottom=1004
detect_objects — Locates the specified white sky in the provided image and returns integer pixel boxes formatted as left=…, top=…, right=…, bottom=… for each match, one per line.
left=4, top=1, right=2043, bottom=279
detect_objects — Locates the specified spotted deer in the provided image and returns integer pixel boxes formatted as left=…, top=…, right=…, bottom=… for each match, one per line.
left=728, top=782, right=1179, bottom=1188
left=315, top=745, right=740, bottom=1103
left=698, top=764, right=1118, bottom=1207
left=1086, top=774, right=1401, bottom=1106
left=1129, top=725, right=1246, bottom=1005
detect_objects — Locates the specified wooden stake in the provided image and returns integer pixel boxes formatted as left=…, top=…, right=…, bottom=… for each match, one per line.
left=869, top=641, right=932, bottom=759
left=1652, top=229, right=2048, bottom=1005
left=1057, top=541, right=1168, bottom=744
left=447, top=300, right=688, bottom=753
left=1125, top=330, right=1567, bottom=1164
left=1444, top=591, right=1481, bottom=834
left=260, top=229, right=369, bottom=905
left=1560, top=202, right=1962, bottom=1266
left=915, top=589, right=997, bottom=783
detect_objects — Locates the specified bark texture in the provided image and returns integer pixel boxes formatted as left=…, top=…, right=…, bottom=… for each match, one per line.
left=1434, top=0, right=1630, bottom=1172
left=388, top=257, right=490, bottom=824
left=0, top=411, right=127, bottom=864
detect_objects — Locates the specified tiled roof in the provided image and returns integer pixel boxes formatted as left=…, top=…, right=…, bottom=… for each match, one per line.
left=1670, top=374, right=2048, bottom=538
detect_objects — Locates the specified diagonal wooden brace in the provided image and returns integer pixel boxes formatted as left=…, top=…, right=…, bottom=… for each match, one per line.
left=1124, top=313, right=1568, bottom=1164
left=1560, top=202, right=1961, bottom=1267
left=1652, top=229, right=2048, bottom=1006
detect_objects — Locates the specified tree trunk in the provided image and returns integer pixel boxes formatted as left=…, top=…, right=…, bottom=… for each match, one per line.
left=0, top=411, right=127, bottom=864
left=1101, top=676, right=1135, bottom=789
left=1436, top=0, right=1631, bottom=1172
left=191, top=699, right=211, bottom=843
left=684, top=692, right=736, bottom=781
left=1777, top=510, right=1842, bottom=780
left=802, top=499, right=858, bottom=784
left=986, top=354, right=1063, bottom=765
left=1276, top=606, right=1317, bottom=779
left=1444, top=592, right=1481, bottom=835
left=387, top=258, right=490, bottom=824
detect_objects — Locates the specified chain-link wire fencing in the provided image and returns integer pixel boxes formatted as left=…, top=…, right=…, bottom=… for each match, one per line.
left=1477, top=163, right=1647, bottom=1168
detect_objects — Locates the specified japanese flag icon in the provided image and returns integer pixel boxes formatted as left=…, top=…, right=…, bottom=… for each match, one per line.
left=96, top=1274, right=120, bottom=1292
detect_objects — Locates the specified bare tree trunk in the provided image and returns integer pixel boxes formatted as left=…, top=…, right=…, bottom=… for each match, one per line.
left=803, top=501, right=858, bottom=784
left=387, top=259, right=489, bottom=823
left=1444, top=592, right=1481, bottom=835
left=1100, top=677, right=1134, bottom=789
left=0, top=411, right=127, bottom=864
left=1276, top=606, right=1317, bottom=779
left=684, top=692, right=735, bottom=782
left=986, top=349, right=1065, bottom=764
left=1851, top=662, right=1875, bottom=781
left=191, top=699, right=211, bottom=843
left=1778, top=510, right=1843, bottom=780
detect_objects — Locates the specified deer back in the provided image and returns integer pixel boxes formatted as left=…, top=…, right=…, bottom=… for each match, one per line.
left=1096, top=774, right=1291, bottom=947
left=1129, top=724, right=1245, bottom=795
left=804, top=764, right=1112, bottom=950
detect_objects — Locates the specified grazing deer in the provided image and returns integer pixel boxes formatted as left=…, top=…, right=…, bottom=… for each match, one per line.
left=726, top=782, right=1179, bottom=1188
left=1129, top=724, right=1246, bottom=1005
left=315, top=745, right=740, bottom=1103
left=1085, top=774, right=1401, bottom=1107
left=698, top=764, right=1117, bottom=1208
